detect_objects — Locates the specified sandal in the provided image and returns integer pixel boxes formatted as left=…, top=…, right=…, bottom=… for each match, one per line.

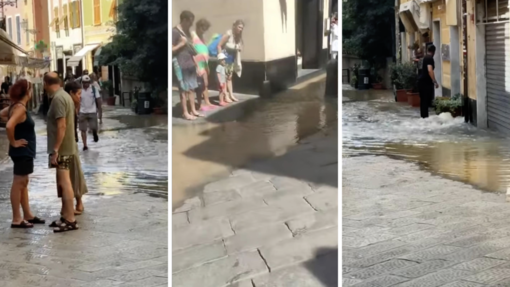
left=53, top=218, right=79, bottom=233
left=49, top=217, right=65, bottom=227
left=11, top=220, right=34, bottom=229
left=26, top=216, right=46, bottom=224
left=60, top=210, right=83, bottom=216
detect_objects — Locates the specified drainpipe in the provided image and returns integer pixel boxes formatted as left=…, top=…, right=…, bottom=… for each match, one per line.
left=80, top=0, right=85, bottom=69
left=395, top=0, right=400, bottom=62
left=461, top=0, right=469, bottom=123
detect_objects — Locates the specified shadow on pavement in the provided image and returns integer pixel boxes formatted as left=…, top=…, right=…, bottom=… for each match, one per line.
left=305, top=248, right=338, bottom=287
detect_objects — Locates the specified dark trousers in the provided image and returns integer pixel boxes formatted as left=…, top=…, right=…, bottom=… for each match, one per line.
left=419, top=81, right=434, bottom=118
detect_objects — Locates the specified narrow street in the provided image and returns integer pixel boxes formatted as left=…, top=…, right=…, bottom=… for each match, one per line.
left=172, top=77, right=339, bottom=287
left=343, top=86, right=510, bottom=286
left=0, top=107, right=168, bottom=286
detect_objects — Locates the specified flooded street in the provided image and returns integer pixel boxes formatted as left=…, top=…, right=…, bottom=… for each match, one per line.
left=0, top=107, right=168, bottom=201
left=172, top=76, right=338, bottom=210
left=0, top=107, right=168, bottom=286
left=343, top=85, right=510, bottom=194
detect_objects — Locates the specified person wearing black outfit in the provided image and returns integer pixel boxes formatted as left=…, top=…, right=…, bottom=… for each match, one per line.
left=1, top=76, right=11, bottom=95
left=0, top=79, right=45, bottom=228
left=418, top=45, right=439, bottom=118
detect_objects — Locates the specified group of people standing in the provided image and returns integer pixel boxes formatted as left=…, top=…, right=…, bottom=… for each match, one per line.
left=0, top=70, right=102, bottom=232
left=172, top=10, right=244, bottom=120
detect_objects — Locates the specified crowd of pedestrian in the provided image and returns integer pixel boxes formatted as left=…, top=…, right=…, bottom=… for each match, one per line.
left=172, top=10, right=244, bottom=120
left=0, top=69, right=102, bottom=232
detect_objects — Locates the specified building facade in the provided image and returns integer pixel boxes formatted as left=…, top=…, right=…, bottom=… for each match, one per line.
left=33, top=0, right=50, bottom=59
left=48, top=0, right=84, bottom=77
left=172, top=0, right=332, bottom=96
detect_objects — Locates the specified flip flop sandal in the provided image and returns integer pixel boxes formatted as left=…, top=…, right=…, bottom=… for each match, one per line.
left=11, top=220, right=34, bottom=229
left=53, top=218, right=79, bottom=233
left=27, top=216, right=46, bottom=224
left=60, top=210, right=83, bottom=216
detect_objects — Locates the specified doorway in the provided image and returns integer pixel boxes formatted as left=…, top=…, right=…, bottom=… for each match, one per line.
left=432, top=20, right=442, bottom=97
left=295, top=0, right=323, bottom=77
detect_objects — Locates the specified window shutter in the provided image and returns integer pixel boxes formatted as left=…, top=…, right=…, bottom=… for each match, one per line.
left=69, top=2, right=74, bottom=29
left=76, top=1, right=82, bottom=28
left=54, top=7, right=59, bottom=33
left=94, top=0, right=100, bottom=25
left=63, top=4, right=68, bottom=30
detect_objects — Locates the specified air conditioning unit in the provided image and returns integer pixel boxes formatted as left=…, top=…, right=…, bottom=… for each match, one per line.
left=399, top=0, right=431, bottom=34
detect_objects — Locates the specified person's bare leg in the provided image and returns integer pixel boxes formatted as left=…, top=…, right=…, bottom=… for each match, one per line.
left=189, top=91, right=203, bottom=117
left=228, top=78, right=239, bottom=102
left=81, top=130, right=87, bottom=149
left=20, top=178, right=34, bottom=220
left=11, top=175, right=25, bottom=224
left=180, top=92, right=194, bottom=120
left=225, top=78, right=233, bottom=103
left=76, top=196, right=84, bottom=212
left=203, top=74, right=213, bottom=106
left=57, top=169, right=76, bottom=223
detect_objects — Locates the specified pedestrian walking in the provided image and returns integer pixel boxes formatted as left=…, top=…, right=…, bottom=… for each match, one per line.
left=216, top=53, right=228, bottom=106
left=329, top=13, right=339, bottom=60
left=0, top=79, right=45, bottom=228
left=78, top=75, right=102, bottom=151
left=1, top=76, right=11, bottom=95
left=44, top=72, right=79, bottom=232
left=193, top=18, right=215, bottom=111
left=418, top=45, right=438, bottom=118
left=64, top=81, right=88, bottom=214
left=217, top=20, right=244, bottom=103
left=173, top=10, right=203, bottom=120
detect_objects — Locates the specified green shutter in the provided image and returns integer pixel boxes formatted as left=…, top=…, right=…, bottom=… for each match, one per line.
left=83, top=0, right=93, bottom=26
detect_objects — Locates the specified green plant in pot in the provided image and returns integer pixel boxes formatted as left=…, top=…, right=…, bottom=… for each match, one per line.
left=433, top=93, right=463, bottom=117
left=398, top=62, right=419, bottom=107
left=101, top=80, right=115, bottom=106
left=350, top=75, right=358, bottom=88
left=391, top=62, right=414, bottom=102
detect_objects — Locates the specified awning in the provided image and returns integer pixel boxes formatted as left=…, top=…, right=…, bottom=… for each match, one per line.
left=93, top=46, right=102, bottom=66
left=67, top=43, right=101, bottom=67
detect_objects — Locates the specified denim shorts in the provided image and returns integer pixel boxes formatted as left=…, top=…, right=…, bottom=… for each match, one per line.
left=179, top=67, right=198, bottom=92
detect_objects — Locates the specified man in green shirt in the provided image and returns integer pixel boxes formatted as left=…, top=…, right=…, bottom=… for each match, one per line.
left=45, top=72, right=78, bottom=233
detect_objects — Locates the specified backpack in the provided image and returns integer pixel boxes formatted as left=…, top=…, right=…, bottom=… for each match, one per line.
left=207, top=34, right=222, bottom=57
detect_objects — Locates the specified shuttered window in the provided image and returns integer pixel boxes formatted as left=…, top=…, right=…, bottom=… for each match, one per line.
left=94, top=0, right=101, bottom=25
left=7, top=18, right=12, bottom=40
left=63, top=4, right=69, bottom=36
left=74, top=1, right=82, bottom=28
left=109, top=0, right=117, bottom=21
left=54, top=7, right=60, bottom=38
left=15, top=16, right=20, bottom=45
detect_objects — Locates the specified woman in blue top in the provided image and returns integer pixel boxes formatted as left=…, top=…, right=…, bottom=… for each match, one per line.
left=0, top=79, right=45, bottom=228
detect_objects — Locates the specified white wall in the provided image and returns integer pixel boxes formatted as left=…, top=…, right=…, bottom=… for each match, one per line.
left=262, top=0, right=295, bottom=61
left=172, top=0, right=265, bottom=61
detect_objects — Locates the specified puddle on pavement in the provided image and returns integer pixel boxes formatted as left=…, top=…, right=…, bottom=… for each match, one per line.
left=343, top=87, right=510, bottom=195
left=172, top=77, right=338, bottom=210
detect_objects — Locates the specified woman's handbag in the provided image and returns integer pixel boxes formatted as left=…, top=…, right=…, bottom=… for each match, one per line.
left=176, top=27, right=197, bottom=56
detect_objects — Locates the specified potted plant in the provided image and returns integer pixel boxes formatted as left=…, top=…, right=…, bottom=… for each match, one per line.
left=433, top=94, right=463, bottom=117
left=398, top=63, right=419, bottom=107
left=372, top=75, right=384, bottom=90
left=390, top=63, right=407, bottom=102
left=101, top=80, right=115, bottom=106
left=350, top=75, right=358, bottom=88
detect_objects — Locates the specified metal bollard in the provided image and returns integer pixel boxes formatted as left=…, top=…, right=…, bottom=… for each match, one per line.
left=325, top=57, right=338, bottom=98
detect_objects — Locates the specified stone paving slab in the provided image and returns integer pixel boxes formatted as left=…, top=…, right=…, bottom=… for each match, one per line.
left=343, top=155, right=510, bottom=287
left=172, top=127, right=338, bottom=286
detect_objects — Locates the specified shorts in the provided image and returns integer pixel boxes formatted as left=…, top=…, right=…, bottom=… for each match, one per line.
left=48, top=154, right=73, bottom=170
left=78, top=113, right=98, bottom=132
left=12, top=156, right=34, bottom=176
left=179, top=67, right=198, bottom=92
left=225, top=63, right=234, bottom=78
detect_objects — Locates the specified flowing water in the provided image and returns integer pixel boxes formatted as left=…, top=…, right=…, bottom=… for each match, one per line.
left=343, top=85, right=510, bottom=194
left=172, top=77, right=338, bottom=210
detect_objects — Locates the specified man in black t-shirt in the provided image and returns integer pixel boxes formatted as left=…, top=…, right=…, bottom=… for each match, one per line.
left=418, top=45, right=439, bottom=118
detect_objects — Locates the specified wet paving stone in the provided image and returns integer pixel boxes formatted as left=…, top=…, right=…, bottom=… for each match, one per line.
left=0, top=107, right=168, bottom=285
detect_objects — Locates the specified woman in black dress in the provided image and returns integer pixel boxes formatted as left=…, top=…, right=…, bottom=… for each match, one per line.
left=0, top=79, right=45, bottom=228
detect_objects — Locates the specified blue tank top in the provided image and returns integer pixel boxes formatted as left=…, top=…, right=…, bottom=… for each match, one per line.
left=8, top=103, right=36, bottom=159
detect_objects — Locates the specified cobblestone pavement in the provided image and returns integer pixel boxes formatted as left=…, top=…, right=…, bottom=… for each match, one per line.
left=172, top=126, right=338, bottom=287
left=0, top=107, right=168, bottom=286
left=343, top=155, right=510, bottom=287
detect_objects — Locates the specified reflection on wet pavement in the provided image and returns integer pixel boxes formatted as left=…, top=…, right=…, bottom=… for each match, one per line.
left=172, top=77, right=338, bottom=210
left=343, top=88, right=510, bottom=194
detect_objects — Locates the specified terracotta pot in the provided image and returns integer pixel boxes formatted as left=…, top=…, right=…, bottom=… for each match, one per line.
left=153, top=107, right=165, bottom=115
left=396, top=89, right=408, bottom=102
left=407, top=92, right=420, bottom=107
left=106, top=97, right=115, bottom=106
left=372, top=83, right=384, bottom=90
